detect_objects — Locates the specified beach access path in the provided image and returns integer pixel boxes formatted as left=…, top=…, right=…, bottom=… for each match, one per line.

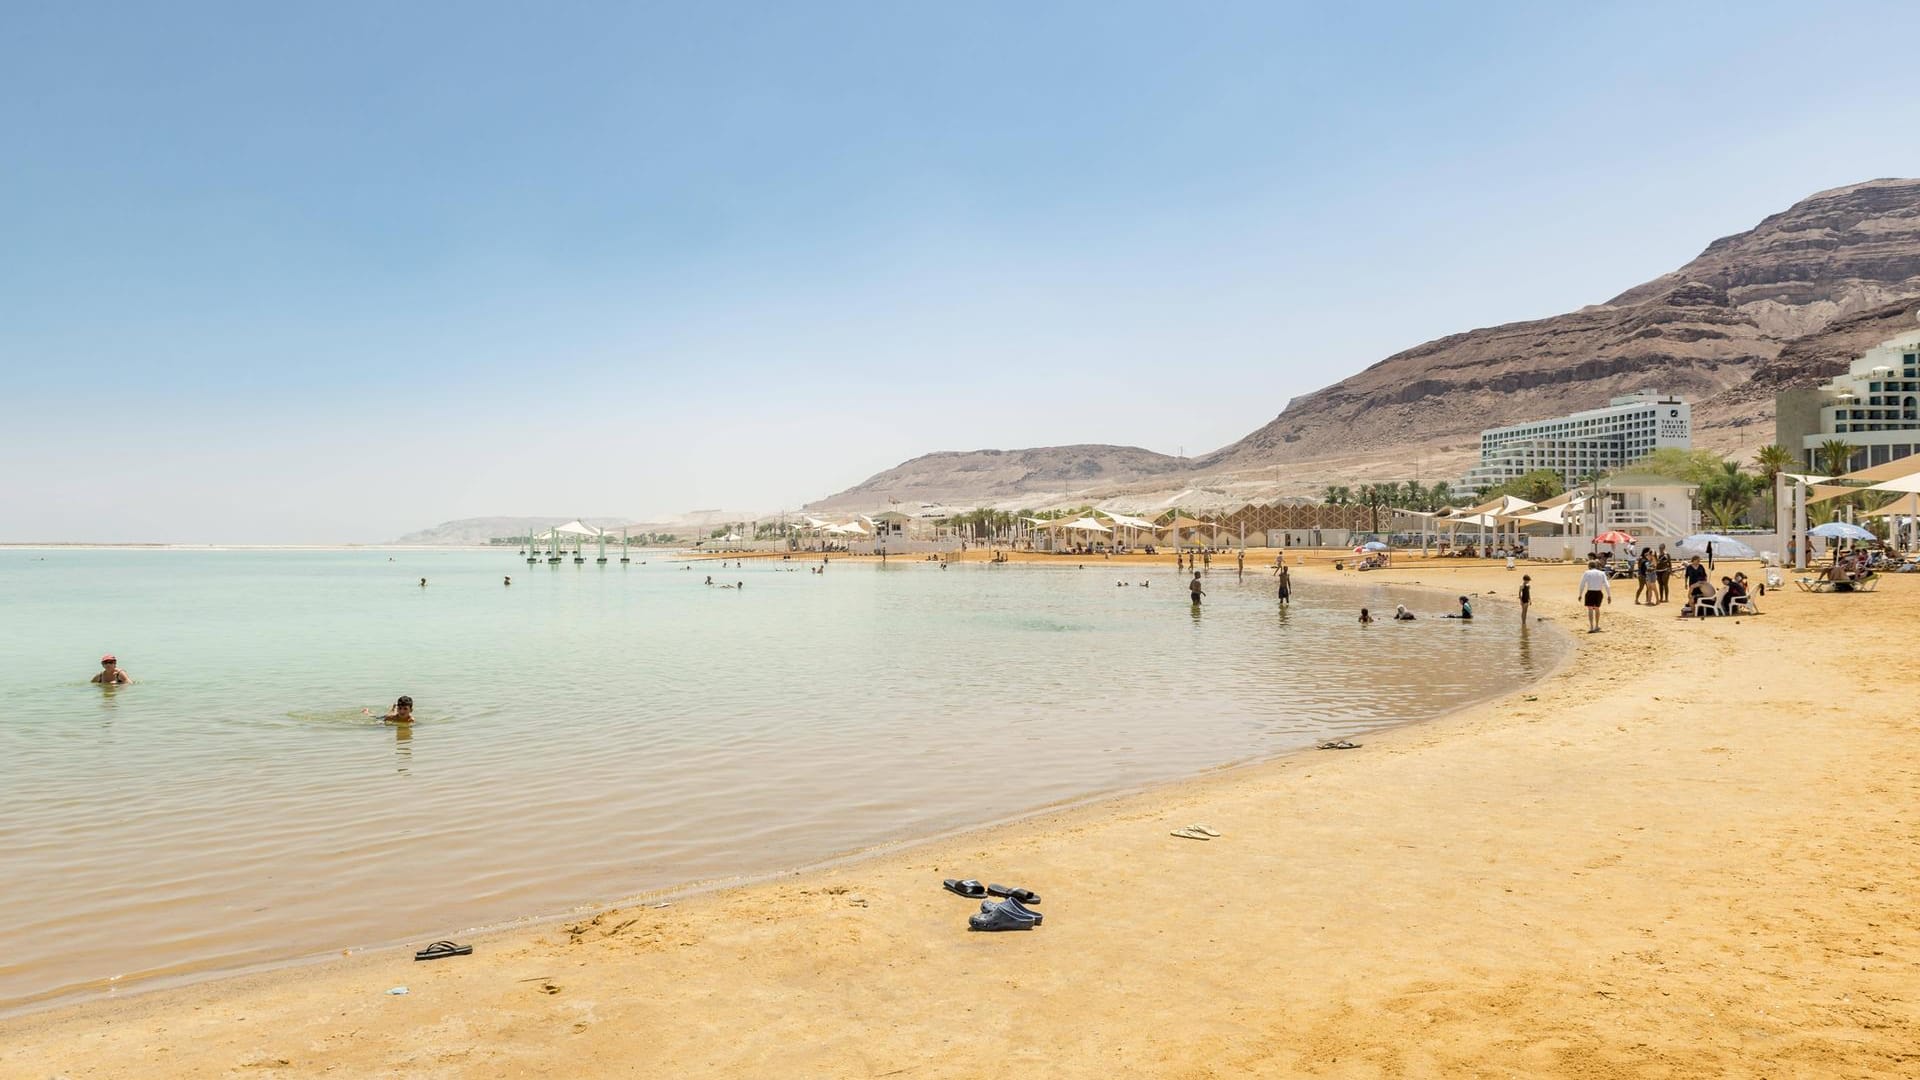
left=2, top=561, right=1914, bottom=1078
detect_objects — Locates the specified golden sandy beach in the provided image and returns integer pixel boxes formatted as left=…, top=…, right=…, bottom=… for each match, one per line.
left=3, top=558, right=1915, bottom=1078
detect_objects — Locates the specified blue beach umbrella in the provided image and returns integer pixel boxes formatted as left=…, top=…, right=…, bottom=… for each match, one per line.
left=1674, top=533, right=1757, bottom=559
left=1809, top=521, right=1875, bottom=541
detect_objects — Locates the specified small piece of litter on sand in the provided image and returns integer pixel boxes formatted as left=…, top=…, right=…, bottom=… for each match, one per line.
left=386, top=987, right=408, bottom=995
left=1317, top=739, right=1361, bottom=750
left=1188, top=824, right=1221, bottom=838
left=1170, top=827, right=1213, bottom=840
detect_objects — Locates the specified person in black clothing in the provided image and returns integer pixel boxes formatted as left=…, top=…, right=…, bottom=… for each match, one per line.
left=1518, top=574, right=1532, bottom=621
left=1684, top=555, right=1708, bottom=593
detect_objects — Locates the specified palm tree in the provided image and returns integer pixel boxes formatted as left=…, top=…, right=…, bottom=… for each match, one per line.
left=1321, top=485, right=1350, bottom=506
left=1357, top=484, right=1383, bottom=534
left=1819, top=439, right=1857, bottom=480
left=1428, top=480, right=1453, bottom=509
left=1699, top=460, right=1760, bottom=530
left=1754, top=443, right=1793, bottom=520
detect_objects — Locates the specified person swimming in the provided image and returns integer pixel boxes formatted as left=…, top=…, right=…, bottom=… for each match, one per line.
left=1358, top=608, right=1373, bottom=624
left=1392, top=604, right=1415, bottom=621
left=364, top=695, right=414, bottom=723
left=503, top=576, right=512, bottom=586
left=91, top=654, right=131, bottom=684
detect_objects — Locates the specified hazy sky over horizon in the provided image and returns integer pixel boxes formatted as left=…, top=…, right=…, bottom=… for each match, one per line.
left=5, top=1, right=1919, bottom=542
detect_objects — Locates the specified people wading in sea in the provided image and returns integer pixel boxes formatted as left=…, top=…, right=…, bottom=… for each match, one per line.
left=1519, top=574, right=1532, bottom=622
left=365, top=696, right=413, bottom=723
left=1276, top=564, right=1292, bottom=604
left=1189, top=571, right=1205, bottom=605
left=91, top=654, right=131, bottom=685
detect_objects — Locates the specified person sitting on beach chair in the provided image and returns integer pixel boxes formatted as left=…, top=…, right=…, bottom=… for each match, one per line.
left=1681, top=579, right=1718, bottom=618
left=1721, top=575, right=1757, bottom=615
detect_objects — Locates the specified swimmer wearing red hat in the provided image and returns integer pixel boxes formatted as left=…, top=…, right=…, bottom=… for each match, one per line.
left=91, top=654, right=131, bottom=685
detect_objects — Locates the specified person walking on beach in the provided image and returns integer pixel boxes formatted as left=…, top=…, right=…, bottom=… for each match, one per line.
left=1655, top=546, right=1673, bottom=604
left=91, top=654, right=131, bottom=684
left=1579, top=560, right=1612, bottom=633
left=1189, top=571, right=1205, bottom=605
left=1276, top=564, right=1292, bottom=604
left=1519, top=575, right=1531, bottom=622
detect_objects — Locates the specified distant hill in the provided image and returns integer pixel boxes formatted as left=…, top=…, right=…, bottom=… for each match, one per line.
left=805, top=445, right=1189, bottom=512
left=811, top=178, right=1920, bottom=510
left=387, top=517, right=634, bottom=546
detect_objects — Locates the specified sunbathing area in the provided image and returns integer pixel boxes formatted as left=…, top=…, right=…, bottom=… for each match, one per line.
left=5, top=556, right=1914, bottom=1078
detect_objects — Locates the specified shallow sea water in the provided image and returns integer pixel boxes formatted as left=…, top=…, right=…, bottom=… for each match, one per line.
left=0, top=549, right=1564, bottom=1012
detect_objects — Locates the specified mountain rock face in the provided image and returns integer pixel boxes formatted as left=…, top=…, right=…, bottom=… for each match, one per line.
left=807, top=445, right=1188, bottom=511
left=807, top=179, right=1920, bottom=512
left=1205, top=178, right=1920, bottom=468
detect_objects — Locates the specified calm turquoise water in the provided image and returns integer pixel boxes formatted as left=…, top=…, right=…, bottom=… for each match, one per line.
left=0, top=549, right=1562, bottom=1012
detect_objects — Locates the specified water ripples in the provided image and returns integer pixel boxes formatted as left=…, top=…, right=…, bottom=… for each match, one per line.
left=0, top=550, right=1563, bottom=1013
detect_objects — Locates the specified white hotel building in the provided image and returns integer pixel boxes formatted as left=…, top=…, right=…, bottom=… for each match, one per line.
left=1461, top=392, right=1692, bottom=491
left=1774, top=322, right=1920, bottom=474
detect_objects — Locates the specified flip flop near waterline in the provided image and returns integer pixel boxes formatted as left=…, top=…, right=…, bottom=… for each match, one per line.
left=413, top=940, right=473, bottom=961
left=1187, top=825, right=1221, bottom=838
left=942, top=878, right=988, bottom=898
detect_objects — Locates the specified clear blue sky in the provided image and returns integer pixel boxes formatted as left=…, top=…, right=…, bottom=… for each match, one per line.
left=4, top=1, right=1917, bottom=542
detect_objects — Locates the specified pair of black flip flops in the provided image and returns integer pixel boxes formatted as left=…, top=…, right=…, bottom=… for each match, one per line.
left=943, top=879, right=1043, bottom=931
left=414, top=940, right=472, bottom=961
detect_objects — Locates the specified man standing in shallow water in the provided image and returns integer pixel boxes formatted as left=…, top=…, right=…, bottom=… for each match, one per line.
left=91, top=654, right=130, bottom=684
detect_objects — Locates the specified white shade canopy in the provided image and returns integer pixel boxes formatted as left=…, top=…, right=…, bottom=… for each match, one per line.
left=1864, top=469, right=1920, bottom=495
left=551, top=520, right=602, bottom=536
left=1056, top=516, right=1112, bottom=533
left=1095, top=509, right=1159, bottom=530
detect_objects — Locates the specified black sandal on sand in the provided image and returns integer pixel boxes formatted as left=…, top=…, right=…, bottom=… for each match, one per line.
left=943, top=878, right=988, bottom=898
left=414, top=940, right=473, bottom=961
left=1317, top=739, right=1361, bottom=750
left=986, top=884, right=1040, bottom=904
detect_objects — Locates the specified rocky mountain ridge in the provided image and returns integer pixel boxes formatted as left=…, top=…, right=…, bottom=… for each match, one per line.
left=813, top=178, right=1920, bottom=511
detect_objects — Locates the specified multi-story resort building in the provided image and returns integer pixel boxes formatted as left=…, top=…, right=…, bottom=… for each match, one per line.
left=1461, top=392, right=1691, bottom=492
left=1774, top=319, right=1920, bottom=474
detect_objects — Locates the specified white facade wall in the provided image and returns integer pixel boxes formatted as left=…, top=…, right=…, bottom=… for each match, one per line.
left=1463, top=394, right=1691, bottom=490
left=1800, top=331, right=1920, bottom=472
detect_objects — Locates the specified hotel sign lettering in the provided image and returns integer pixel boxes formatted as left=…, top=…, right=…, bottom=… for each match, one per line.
left=1657, top=408, right=1689, bottom=441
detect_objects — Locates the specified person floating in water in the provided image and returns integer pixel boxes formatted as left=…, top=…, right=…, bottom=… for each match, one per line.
left=1444, top=595, right=1473, bottom=619
left=91, top=654, right=131, bottom=684
left=504, top=576, right=512, bottom=586
left=364, top=695, right=413, bottom=723
left=419, top=578, right=427, bottom=588
left=1392, top=604, right=1416, bottom=621
left=1189, top=571, right=1205, bottom=604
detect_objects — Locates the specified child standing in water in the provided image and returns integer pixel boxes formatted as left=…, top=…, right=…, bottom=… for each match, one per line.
left=1519, top=574, right=1532, bottom=622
